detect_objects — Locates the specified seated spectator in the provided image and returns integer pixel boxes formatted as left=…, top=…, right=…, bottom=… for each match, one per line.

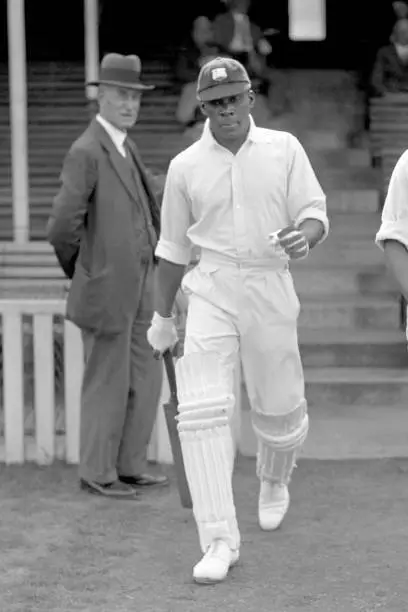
left=175, top=16, right=219, bottom=128
left=371, top=19, right=408, bottom=95
left=212, top=0, right=286, bottom=114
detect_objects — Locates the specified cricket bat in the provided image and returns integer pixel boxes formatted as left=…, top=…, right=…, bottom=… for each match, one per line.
left=162, top=350, right=193, bottom=509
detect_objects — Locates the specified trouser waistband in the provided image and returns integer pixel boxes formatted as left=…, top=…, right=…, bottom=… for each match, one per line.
left=199, top=250, right=288, bottom=271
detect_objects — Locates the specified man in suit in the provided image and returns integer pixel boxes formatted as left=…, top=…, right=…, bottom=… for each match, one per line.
left=371, top=19, right=408, bottom=95
left=47, top=53, right=168, bottom=499
left=212, top=0, right=287, bottom=115
left=212, top=0, right=272, bottom=78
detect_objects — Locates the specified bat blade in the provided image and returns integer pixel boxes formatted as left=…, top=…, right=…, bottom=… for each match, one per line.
left=163, top=351, right=193, bottom=510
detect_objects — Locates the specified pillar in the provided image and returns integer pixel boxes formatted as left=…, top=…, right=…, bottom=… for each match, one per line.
left=7, top=0, right=29, bottom=244
left=84, top=0, right=99, bottom=101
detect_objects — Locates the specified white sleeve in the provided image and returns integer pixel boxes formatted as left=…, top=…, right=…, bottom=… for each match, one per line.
left=155, top=159, right=193, bottom=265
left=375, top=150, right=408, bottom=251
left=287, top=136, right=329, bottom=243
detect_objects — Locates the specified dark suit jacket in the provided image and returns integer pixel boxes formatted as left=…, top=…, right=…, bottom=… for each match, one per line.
left=371, top=44, right=408, bottom=95
left=47, top=119, right=161, bottom=335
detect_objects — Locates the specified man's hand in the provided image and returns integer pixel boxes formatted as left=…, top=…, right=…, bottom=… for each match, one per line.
left=258, top=38, right=272, bottom=56
left=147, top=312, right=179, bottom=356
left=268, top=225, right=309, bottom=260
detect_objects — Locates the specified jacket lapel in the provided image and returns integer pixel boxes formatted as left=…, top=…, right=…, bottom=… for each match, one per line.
left=127, top=138, right=161, bottom=237
left=93, top=120, right=139, bottom=201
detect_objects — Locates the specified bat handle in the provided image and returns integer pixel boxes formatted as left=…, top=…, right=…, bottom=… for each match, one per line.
left=163, top=349, right=178, bottom=400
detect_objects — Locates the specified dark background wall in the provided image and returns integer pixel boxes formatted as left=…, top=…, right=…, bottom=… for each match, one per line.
left=0, top=0, right=399, bottom=70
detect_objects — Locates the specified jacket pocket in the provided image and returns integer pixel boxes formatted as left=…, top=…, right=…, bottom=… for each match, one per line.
left=66, top=264, right=125, bottom=334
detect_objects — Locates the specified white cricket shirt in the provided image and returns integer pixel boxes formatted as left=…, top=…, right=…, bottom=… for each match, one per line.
left=376, top=150, right=408, bottom=250
left=96, top=114, right=127, bottom=158
left=156, top=117, right=329, bottom=266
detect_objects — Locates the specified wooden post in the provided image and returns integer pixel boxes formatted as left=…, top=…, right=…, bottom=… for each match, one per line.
left=84, top=0, right=99, bottom=101
left=7, top=0, right=29, bottom=243
left=33, top=314, right=56, bottom=464
left=64, top=320, right=84, bottom=464
left=3, top=313, right=25, bottom=463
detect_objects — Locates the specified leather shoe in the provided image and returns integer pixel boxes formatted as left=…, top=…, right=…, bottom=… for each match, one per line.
left=80, top=478, right=139, bottom=499
left=119, top=473, right=169, bottom=487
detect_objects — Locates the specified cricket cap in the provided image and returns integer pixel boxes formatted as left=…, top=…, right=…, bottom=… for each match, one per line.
left=197, top=57, right=251, bottom=102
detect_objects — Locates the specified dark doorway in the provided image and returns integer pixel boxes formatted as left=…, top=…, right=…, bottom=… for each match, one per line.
left=25, top=0, right=84, bottom=61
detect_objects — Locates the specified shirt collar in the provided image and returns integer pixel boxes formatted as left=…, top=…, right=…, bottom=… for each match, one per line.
left=200, top=115, right=260, bottom=149
left=96, top=114, right=127, bottom=149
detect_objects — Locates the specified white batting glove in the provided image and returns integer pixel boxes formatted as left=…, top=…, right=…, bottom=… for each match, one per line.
left=268, top=226, right=309, bottom=260
left=147, top=312, right=178, bottom=355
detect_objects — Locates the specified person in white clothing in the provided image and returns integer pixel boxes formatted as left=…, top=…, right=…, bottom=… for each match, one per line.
left=375, top=150, right=408, bottom=322
left=147, top=57, right=329, bottom=584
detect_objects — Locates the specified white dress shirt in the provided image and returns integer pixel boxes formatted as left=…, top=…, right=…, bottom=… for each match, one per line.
left=96, top=114, right=127, bottom=157
left=376, top=150, right=408, bottom=250
left=156, top=117, right=329, bottom=266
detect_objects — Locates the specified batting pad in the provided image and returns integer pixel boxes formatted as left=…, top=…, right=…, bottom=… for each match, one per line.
left=176, top=352, right=240, bottom=553
left=252, top=399, right=309, bottom=485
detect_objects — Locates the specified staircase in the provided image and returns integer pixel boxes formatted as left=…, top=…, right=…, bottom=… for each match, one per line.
left=1, top=59, right=407, bottom=459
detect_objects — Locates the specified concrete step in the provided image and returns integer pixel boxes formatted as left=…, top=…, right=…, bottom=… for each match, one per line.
left=0, top=265, right=65, bottom=279
left=237, top=366, right=408, bottom=414
left=305, top=367, right=408, bottom=407
left=0, top=284, right=68, bottom=299
left=291, top=266, right=396, bottom=297
left=299, top=330, right=408, bottom=368
left=306, top=242, right=383, bottom=266
left=320, top=171, right=381, bottom=192
left=328, top=212, right=381, bottom=236
left=0, top=253, right=59, bottom=266
left=0, top=225, right=46, bottom=241
left=0, top=277, right=66, bottom=291
left=238, top=403, right=408, bottom=460
left=310, top=148, right=371, bottom=169
left=298, top=295, right=401, bottom=329
left=302, top=129, right=346, bottom=150
left=327, top=190, right=380, bottom=213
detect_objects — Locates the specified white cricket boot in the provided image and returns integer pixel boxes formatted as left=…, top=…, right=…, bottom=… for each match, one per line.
left=193, top=539, right=239, bottom=585
left=258, top=481, right=290, bottom=531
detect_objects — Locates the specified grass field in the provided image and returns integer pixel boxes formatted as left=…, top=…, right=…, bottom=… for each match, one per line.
left=0, top=456, right=407, bottom=612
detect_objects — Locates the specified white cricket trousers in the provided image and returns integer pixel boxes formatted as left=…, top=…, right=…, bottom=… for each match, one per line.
left=176, top=250, right=308, bottom=552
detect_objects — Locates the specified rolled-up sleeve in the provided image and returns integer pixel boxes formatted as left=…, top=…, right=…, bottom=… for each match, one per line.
left=155, top=158, right=193, bottom=265
left=376, top=150, right=408, bottom=251
left=287, top=136, right=329, bottom=243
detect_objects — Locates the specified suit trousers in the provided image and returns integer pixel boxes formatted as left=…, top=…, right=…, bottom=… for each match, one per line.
left=78, top=259, right=163, bottom=484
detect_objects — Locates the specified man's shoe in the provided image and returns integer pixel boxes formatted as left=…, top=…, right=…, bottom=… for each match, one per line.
left=80, top=478, right=139, bottom=499
left=119, top=473, right=169, bottom=487
left=258, top=482, right=290, bottom=531
left=193, top=539, right=239, bottom=585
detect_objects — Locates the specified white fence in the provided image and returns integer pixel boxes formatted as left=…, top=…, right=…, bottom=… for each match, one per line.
left=0, top=299, right=174, bottom=465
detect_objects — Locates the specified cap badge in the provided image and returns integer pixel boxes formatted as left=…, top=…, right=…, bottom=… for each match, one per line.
left=212, top=67, right=228, bottom=81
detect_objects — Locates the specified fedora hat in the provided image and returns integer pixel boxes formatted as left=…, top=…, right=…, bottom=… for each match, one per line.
left=87, top=53, right=155, bottom=91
